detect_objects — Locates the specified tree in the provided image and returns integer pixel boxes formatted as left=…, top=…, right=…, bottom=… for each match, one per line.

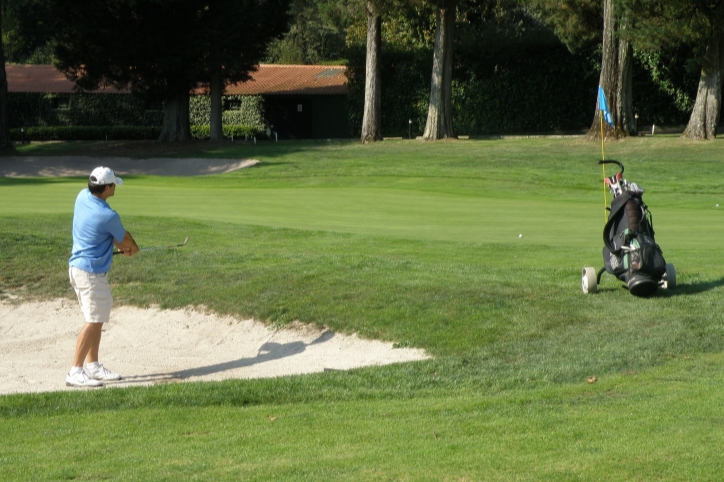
left=589, top=0, right=618, bottom=139
left=528, top=0, right=632, bottom=138
left=266, top=0, right=355, bottom=64
left=49, top=0, right=289, bottom=142
left=0, top=0, right=57, bottom=149
left=617, top=14, right=634, bottom=136
left=0, top=0, right=11, bottom=149
left=3, top=0, right=54, bottom=64
left=361, top=0, right=383, bottom=142
left=684, top=29, right=723, bottom=140
left=357, top=0, right=433, bottom=143
left=619, top=0, right=724, bottom=139
left=422, top=0, right=457, bottom=140
left=198, top=1, right=290, bottom=141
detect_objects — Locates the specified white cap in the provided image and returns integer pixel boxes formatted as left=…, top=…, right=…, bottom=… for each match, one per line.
left=89, top=166, right=123, bottom=186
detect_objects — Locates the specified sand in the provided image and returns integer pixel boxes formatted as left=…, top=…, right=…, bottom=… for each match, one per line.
left=0, top=298, right=429, bottom=395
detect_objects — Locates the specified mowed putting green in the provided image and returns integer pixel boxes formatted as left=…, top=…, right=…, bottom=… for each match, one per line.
left=3, top=178, right=721, bottom=250
left=2, top=181, right=600, bottom=243
left=2, top=137, right=724, bottom=481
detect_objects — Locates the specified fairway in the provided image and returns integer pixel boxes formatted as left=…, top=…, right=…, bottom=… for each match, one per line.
left=2, top=137, right=724, bottom=481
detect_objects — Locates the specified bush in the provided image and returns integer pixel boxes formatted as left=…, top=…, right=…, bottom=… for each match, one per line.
left=10, top=125, right=265, bottom=141
left=190, top=125, right=266, bottom=140
left=8, top=93, right=268, bottom=132
left=7, top=93, right=163, bottom=129
left=189, top=95, right=266, bottom=130
left=9, top=125, right=162, bottom=141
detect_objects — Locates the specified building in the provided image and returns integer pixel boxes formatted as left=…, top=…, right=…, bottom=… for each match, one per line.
left=5, top=64, right=350, bottom=139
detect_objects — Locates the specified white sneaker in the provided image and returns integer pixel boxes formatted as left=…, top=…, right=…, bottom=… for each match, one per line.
left=66, top=369, right=104, bottom=388
left=86, top=363, right=122, bottom=381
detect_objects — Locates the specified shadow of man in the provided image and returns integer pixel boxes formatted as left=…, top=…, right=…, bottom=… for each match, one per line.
left=121, top=330, right=335, bottom=385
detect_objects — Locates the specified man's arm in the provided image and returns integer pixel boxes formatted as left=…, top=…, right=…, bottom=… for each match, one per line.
left=114, top=231, right=140, bottom=257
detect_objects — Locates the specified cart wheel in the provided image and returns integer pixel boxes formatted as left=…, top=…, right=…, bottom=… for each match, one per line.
left=582, top=267, right=598, bottom=294
left=662, top=263, right=676, bottom=289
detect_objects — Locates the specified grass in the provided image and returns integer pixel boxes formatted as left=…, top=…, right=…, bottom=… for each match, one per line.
left=1, top=136, right=724, bottom=480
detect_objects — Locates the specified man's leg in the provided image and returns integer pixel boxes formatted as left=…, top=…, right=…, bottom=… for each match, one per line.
left=67, top=267, right=111, bottom=387
left=66, top=322, right=104, bottom=388
left=73, top=322, right=103, bottom=367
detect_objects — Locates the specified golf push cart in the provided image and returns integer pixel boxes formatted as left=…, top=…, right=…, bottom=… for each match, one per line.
left=582, top=160, right=676, bottom=297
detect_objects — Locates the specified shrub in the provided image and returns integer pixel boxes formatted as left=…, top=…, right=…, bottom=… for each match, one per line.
left=190, top=125, right=266, bottom=140
left=10, top=125, right=265, bottom=141
left=9, top=125, right=161, bottom=141
left=8, top=93, right=268, bottom=132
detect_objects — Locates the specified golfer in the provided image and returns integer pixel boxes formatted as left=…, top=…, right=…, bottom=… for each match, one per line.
left=66, top=167, right=139, bottom=387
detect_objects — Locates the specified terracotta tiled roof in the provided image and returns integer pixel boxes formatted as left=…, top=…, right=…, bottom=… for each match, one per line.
left=6, top=64, right=347, bottom=96
left=6, top=64, right=129, bottom=93
left=221, top=64, right=347, bottom=96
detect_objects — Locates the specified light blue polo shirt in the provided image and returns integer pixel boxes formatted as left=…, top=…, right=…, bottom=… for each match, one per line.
left=68, top=189, right=126, bottom=274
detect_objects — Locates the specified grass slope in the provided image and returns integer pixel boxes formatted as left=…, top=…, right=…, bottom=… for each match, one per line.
left=1, top=136, right=723, bottom=480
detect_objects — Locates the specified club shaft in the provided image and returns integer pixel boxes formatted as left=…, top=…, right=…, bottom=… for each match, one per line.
left=113, top=237, right=188, bottom=255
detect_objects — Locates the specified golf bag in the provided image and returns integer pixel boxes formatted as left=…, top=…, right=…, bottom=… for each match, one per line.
left=582, top=160, right=675, bottom=297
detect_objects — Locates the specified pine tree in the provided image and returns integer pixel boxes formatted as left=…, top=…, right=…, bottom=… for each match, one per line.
left=49, top=0, right=290, bottom=142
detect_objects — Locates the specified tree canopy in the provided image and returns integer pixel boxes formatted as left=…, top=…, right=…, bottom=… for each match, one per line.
left=618, top=0, right=724, bottom=138
left=266, top=0, right=358, bottom=64
left=48, top=0, right=290, bottom=141
left=2, top=0, right=54, bottom=64
left=1, top=0, right=716, bottom=140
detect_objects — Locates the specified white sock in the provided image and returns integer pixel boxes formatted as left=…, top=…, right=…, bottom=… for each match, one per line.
left=86, top=361, right=101, bottom=370
left=69, top=366, right=83, bottom=375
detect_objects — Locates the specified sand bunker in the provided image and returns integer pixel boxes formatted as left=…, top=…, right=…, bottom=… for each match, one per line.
left=0, top=156, right=259, bottom=177
left=0, top=299, right=429, bottom=395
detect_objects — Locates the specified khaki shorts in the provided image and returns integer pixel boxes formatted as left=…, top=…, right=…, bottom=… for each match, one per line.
left=69, top=266, right=113, bottom=324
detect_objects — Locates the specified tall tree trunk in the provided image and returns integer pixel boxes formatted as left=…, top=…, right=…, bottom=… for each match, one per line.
left=683, top=30, right=722, bottom=140
left=587, top=0, right=618, bottom=140
left=360, top=0, right=382, bottom=143
left=423, top=0, right=457, bottom=141
left=0, top=0, right=11, bottom=150
left=617, top=17, right=635, bottom=136
left=158, top=89, right=192, bottom=142
left=210, top=69, right=223, bottom=141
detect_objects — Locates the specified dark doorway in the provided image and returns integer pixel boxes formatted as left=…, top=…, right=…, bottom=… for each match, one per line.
left=265, top=96, right=313, bottom=139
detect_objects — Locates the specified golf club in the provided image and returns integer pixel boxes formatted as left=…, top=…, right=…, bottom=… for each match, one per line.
left=113, top=236, right=189, bottom=255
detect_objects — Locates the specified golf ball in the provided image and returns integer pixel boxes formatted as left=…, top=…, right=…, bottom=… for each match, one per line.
left=717, top=204, right=720, bottom=207
left=518, top=234, right=523, bottom=238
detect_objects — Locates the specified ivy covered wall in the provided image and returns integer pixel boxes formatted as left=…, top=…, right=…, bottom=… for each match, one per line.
left=8, top=92, right=266, bottom=130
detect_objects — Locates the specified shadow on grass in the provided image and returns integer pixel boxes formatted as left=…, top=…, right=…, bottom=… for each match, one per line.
left=11, top=139, right=354, bottom=159
left=658, top=277, right=724, bottom=297
left=588, top=277, right=724, bottom=297
left=118, top=330, right=335, bottom=386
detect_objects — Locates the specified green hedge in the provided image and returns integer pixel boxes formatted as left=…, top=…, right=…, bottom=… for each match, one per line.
left=10, top=125, right=265, bottom=141
left=189, top=95, right=266, bottom=130
left=8, top=92, right=267, bottom=132
left=8, top=93, right=163, bottom=129
left=190, top=124, right=266, bottom=140
left=10, top=125, right=161, bottom=141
